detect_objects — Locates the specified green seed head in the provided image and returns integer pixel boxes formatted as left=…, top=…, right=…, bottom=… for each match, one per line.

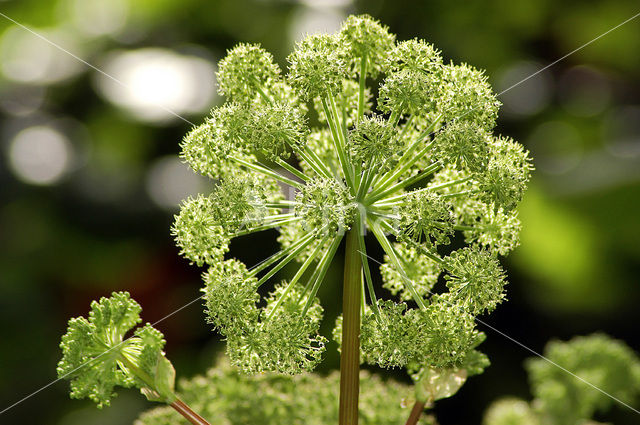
left=171, top=195, right=230, bottom=266
left=387, top=38, right=442, bottom=74
left=203, top=259, right=260, bottom=333
left=395, top=191, right=455, bottom=247
left=287, top=33, right=347, bottom=100
left=295, top=178, right=356, bottom=236
left=338, top=14, right=395, bottom=78
left=217, top=43, right=281, bottom=101
left=171, top=15, right=533, bottom=377
left=349, top=114, right=400, bottom=169
left=443, top=247, right=506, bottom=315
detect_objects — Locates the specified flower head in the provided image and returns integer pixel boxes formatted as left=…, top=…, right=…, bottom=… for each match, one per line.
left=217, top=43, right=281, bottom=102
left=174, top=15, right=531, bottom=376
left=339, top=14, right=395, bottom=78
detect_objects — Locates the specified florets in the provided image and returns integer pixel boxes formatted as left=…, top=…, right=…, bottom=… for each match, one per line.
left=349, top=114, right=399, bottom=169
left=380, top=242, right=440, bottom=301
left=295, top=178, right=356, bottom=235
left=245, top=102, right=308, bottom=159
left=378, top=68, right=436, bottom=115
left=203, top=259, right=260, bottom=333
left=287, top=34, right=346, bottom=100
left=438, top=63, right=500, bottom=129
left=433, top=121, right=490, bottom=173
left=217, top=43, right=281, bottom=101
left=443, top=247, right=506, bottom=315
left=171, top=195, right=229, bottom=266
left=387, top=38, right=442, bottom=74
left=396, top=192, right=455, bottom=247
left=339, top=14, right=395, bottom=78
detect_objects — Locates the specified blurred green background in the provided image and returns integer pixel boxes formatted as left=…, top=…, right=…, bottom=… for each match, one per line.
left=1, top=0, right=639, bottom=424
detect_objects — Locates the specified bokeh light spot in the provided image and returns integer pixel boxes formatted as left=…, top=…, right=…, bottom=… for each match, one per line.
left=8, top=126, right=73, bottom=185
left=69, top=0, right=129, bottom=37
left=95, top=48, right=216, bottom=123
left=496, top=61, right=552, bottom=117
left=0, top=26, right=83, bottom=84
left=603, top=106, right=640, bottom=159
left=528, top=121, right=583, bottom=175
left=289, top=5, right=347, bottom=43
left=559, top=65, right=612, bottom=117
left=145, top=156, right=209, bottom=210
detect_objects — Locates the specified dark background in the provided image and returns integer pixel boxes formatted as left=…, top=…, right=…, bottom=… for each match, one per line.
left=1, top=0, right=639, bottom=423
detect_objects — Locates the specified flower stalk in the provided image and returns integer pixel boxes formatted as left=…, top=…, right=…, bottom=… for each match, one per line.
left=170, top=399, right=211, bottom=425
left=339, top=228, right=363, bottom=425
left=404, top=401, right=425, bottom=425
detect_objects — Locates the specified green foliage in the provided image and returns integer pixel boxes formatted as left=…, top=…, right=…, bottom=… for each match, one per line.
left=483, top=334, right=640, bottom=425
left=413, top=367, right=469, bottom=405
left=57, top=292, right=176, bottom=408
left=483, top=398, right=539, bottom=425
left=136, top=357, right=432, bottom=425
left=527, top=334, right=640, bottom=425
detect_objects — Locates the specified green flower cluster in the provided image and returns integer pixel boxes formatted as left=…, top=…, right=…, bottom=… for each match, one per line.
left=174, top=13, right=532, bottom=377
left=57, top=292, right=176, bottom=408
left=136, top=356, right=433, bottom=425
left=483, top=334, right=640, bottom=425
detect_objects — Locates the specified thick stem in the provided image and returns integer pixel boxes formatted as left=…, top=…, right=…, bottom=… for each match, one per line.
left=404, top=401, right=426, bottom=425
left=339, top=229, right=362, bottom=425
left=170, top=398, right=211, bottom=425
